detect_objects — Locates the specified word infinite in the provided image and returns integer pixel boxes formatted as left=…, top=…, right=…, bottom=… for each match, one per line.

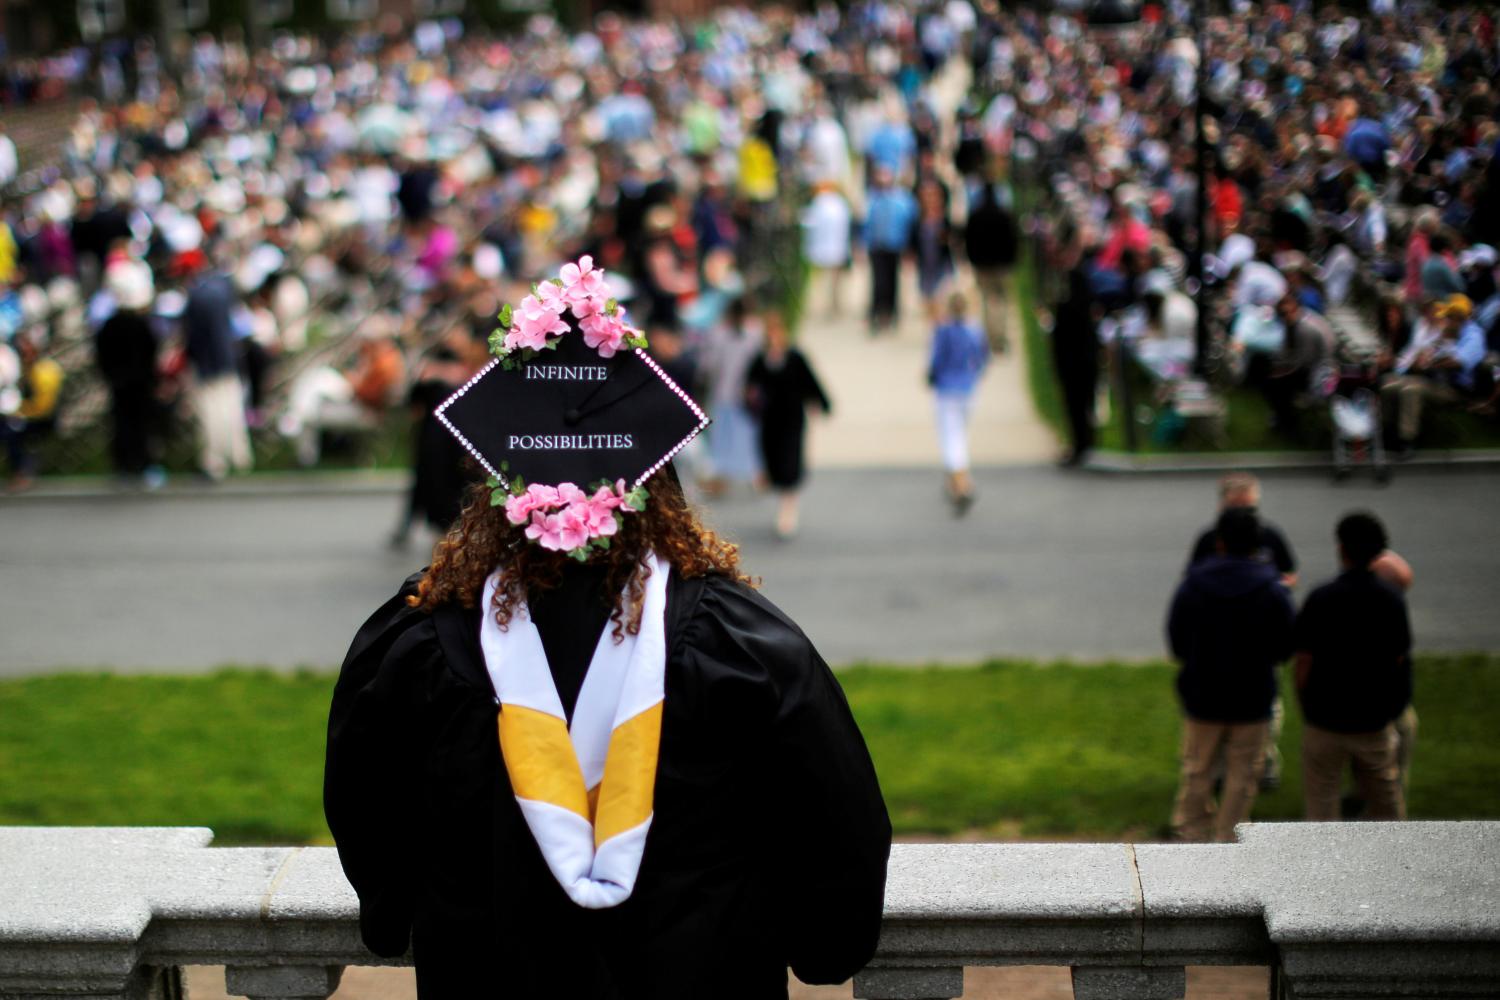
left=525, top=365, right=610, bottom=381
left=508, top=433, right=635, bottom=450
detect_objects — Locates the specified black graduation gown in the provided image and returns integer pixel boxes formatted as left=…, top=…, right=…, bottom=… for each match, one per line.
left=324, top=571, right=891, bottom=999
left=745, top=349, right=831, bottom=490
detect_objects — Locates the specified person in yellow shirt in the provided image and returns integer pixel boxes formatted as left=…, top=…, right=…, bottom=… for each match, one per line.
left=0, top=219, right=19, bottom=286
left=1, top=332, right=64, bottom=490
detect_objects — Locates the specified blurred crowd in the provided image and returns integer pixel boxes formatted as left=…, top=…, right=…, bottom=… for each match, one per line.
left=1017, top=1, right=1499, bottom=461
left=1, top=0, right=1497, bottom=504
left=0, top=2, right=1014, bottom=516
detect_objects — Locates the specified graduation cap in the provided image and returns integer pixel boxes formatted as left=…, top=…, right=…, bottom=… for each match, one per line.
left=437, top=326, right=708, bottom=492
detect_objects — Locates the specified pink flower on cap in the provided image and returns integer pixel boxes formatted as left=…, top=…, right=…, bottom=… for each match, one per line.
left=535, top=279, right=570, bottom=313
left=580, top=489, right=623, bottom=536
left=556, top=482, right=588, bottom=506
left=551, top=505, right=591, bottom=551
left=580, top=312, right=628, bottom=358
left=560, top=255, right=607, bottom=301
left=503, top=483, right=561, bottom=525
left=508, top=292, right=569, bottom=350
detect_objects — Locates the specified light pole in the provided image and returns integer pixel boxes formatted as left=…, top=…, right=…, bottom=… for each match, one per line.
left=1192, top=0, right=1211, bottom=376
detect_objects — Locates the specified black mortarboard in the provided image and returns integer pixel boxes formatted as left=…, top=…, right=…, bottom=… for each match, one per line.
left=436, top=321, right=708, bottom=492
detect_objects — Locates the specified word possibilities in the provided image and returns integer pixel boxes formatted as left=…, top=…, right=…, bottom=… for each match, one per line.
left=525, top=364, right=610, bottom=381
left=509, top=433, right=635, bottom=450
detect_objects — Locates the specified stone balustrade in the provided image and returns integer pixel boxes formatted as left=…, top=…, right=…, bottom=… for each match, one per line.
left=1, top=823, right=1496, bottom=1000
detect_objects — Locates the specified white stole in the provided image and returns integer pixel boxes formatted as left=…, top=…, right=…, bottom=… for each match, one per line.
left=480, top=554, right=669, bottom=908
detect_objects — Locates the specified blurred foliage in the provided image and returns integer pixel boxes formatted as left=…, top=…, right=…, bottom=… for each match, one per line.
left=2, top=656, right=1497, bottom=844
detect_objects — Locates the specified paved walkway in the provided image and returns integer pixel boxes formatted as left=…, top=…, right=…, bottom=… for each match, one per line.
left=797, top=260, right=1058, bottom=469
left=7, top=464, right=1500, bottom=674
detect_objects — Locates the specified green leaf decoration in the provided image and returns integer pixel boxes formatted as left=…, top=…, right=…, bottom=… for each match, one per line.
left=489, top=488, right=507, bottom=507
left=510, top=475, right=526, bottom=494
left=500, top=460, right=510, bottom=472
left=488, top=329, right=507, bottom=356
left=550, top=277, right=565, bottom=287
left=486, top=474, right=503, bottom=490
left=605, top=298, right=618, bottom=314
left=569, top=548, right=590, bottom=563
left=498, top=303, right=513, bottom=327
left=624, top=486, right=649, bottom=512
left=593, top=535, right=612, bottom=550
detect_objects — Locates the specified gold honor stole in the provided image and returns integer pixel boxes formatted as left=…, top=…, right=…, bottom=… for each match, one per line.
left=479, top=554, right=668, bottom=909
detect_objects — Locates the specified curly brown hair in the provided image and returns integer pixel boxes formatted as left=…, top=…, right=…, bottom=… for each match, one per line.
left=411, top=468, right=750, bottom=638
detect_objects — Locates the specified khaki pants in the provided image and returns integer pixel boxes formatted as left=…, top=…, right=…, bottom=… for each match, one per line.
left=1171, top=718, right=1269, bottom=843
left=1302, top=722, right=1406, bottom=821
left=973, top=266, right=1011, bottom=352
left=1380, top=375, right=1461, bottom=444
left=193, top=374, right=253, bottom=480
left=1394, top=705, right=1418, bottom=792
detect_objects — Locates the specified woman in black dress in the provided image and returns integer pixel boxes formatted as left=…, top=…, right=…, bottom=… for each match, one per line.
left=745, top=312, right=831, bottom=538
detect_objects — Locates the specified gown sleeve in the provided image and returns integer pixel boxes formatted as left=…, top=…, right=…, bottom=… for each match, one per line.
left=323, top=573, right=436, bottom=958
left=681, top=577, right=892, bottom=985
left=795, top=350, right=832, bottom=415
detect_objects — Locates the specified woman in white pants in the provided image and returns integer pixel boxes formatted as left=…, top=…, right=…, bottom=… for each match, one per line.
left=928, top=290, right=990, bottom=514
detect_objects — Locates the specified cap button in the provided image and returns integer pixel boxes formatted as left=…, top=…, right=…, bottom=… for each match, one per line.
left=564, top=408, right=582, bottom=426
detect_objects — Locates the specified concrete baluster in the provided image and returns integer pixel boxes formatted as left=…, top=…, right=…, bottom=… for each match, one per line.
left=1070, top=966, right=1186, bottom=1000
left=854, top=966, right=965, bottom=999
left=223, top=966, right=344, bottom=1000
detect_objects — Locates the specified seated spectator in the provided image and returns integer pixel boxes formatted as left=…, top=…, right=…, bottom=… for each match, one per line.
left=278, top=317, right=406, bottom=467
left=1244, top=294, right=1333, bottom=436
left=1294, top=512, right=1411, bottom=822
left=1418, top=231, right=1465, bottom=303
left=1167, top=508, right=1295, bottom=842
left=1131, top=273, right=1196, bottom=382
left=1229, top=257, right=1288, bottom=313
left=1380, top=294, right=1487, bottom=455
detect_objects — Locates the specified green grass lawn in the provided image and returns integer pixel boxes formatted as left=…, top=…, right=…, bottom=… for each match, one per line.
left=2, top=657, right=1497, bottom=844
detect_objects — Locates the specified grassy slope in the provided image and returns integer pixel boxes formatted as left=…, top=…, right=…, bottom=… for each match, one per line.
left=1, top=657, right=1496, bottom=844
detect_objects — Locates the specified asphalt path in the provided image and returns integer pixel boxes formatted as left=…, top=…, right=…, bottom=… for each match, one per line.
left=2, top=465, right=1497, bottom=675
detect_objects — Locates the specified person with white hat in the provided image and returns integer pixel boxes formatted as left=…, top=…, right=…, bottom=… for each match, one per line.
left=96, top=258, right=162, bottom=485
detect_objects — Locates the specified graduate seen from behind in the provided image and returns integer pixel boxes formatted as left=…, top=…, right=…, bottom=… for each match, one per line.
left=324, top=256, right=892, bottom=999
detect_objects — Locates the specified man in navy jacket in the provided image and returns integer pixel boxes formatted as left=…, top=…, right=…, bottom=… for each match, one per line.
left=1167, top=507, right=1295, bottom=841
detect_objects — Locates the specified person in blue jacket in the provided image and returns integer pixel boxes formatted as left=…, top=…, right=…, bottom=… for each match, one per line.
left=928, top=290, right=990, bottom=514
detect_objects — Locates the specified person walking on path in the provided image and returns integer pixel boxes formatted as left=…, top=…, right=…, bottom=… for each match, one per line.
left=928, top=289, right=989, bottom=515
left=1051, top=252, right=1101, bottom=467
left=913, top=179, right=956, bottom=323
left=1294, top=511, right=1411, bottom=822
left=863, top=166, right=917, bottom=335
left=963, top=174, right=1019, bottom=354
left=746, top=312, right=831, bottom=539
left=94, top=258, right=161, bottom=485
left=1167, top=507, right=1295, bottom=842
left=801, top=182, right=853, bottom=320
left=182, top=255, right=253, bottom=480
